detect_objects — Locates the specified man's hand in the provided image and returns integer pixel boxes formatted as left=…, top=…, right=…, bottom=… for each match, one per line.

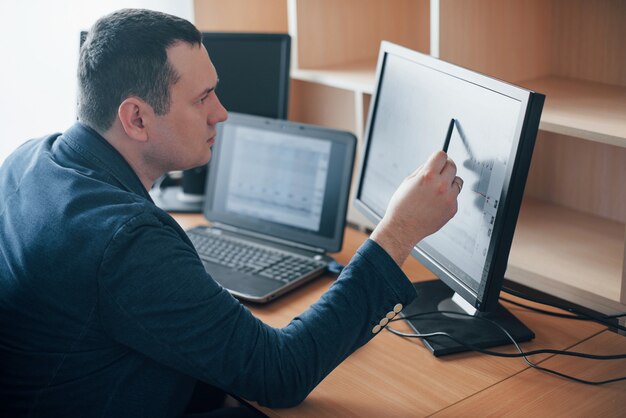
left=370, top=150, right=462, bottom=266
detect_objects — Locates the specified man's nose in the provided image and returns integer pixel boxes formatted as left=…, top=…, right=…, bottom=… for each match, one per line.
left=208, top=95, right=228, bottom=125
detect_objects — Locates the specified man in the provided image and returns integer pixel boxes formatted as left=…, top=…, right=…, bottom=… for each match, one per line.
left=0, top=9, right=462, bottom=417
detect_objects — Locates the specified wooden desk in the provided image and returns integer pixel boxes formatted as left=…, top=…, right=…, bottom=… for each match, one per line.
left=173, top=214, right=626, bottom=417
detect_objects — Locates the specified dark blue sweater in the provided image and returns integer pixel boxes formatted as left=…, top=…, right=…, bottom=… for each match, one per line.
left=0, top=123, right=416, bottom=417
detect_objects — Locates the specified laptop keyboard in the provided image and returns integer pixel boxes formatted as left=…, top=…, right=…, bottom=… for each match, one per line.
left=188, top=230, right=327, bottom=284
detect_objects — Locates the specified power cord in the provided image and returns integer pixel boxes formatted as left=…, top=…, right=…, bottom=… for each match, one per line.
left=501, top=286, right=626, bottom=332
left=387, top=311, right=626, bottom=385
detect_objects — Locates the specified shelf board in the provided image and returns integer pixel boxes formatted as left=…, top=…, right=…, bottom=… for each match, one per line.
left=521, top=76, right=626, bottom=148
left=291, top=70, right=626, bottom=148
left=507, top=198, right=625, bottom=313
left=291, top=60, right=377, bottom=94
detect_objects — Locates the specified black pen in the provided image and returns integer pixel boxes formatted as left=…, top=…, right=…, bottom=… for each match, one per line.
left=443, top=118, right=455, bottom=152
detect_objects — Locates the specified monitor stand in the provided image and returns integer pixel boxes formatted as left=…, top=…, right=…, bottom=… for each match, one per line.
left=150, top=187, right=204, bottom=213
left=402, top=280, right=534, bottom=357
left=149, top=166, right=207, bottom=213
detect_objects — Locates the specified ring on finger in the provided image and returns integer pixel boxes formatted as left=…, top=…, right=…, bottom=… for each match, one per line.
left=453, top=178, right=463, bottom=193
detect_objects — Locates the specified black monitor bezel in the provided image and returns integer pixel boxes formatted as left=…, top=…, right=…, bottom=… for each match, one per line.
left=354, top=41, right=544, bottom=312
left=201, top=32, right=291, bottom=120
left=204, top=112, right=356, bottom=252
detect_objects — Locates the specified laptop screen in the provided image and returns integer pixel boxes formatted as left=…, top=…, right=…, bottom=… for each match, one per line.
left=204, top=113, right=356, bottom=252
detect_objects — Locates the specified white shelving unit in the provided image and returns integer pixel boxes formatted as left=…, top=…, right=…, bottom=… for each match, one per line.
left=194, top=0, right=626, bottom=321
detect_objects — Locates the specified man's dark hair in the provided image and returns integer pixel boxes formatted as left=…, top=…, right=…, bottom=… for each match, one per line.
left=77, top=9, right=202, bottom=132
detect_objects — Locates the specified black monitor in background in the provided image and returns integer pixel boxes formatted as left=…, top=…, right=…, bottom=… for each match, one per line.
left=354, top=41, right=545, bottom=356
left=151, top=32, right=291, bottom=212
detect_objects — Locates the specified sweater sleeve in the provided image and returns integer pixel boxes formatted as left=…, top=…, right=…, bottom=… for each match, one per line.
left=97, top=213, right=417, bottom=408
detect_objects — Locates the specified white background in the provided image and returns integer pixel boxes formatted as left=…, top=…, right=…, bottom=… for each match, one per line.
left=0, top=0, right=194, bottom=164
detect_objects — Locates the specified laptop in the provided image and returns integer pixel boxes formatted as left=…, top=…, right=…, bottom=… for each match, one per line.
left=186, top=112, right=356, bottom=303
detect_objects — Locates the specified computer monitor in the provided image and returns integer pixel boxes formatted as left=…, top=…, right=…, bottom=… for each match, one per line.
left=151, top=32, right=291, bottom=212
left=354, top=41, right=545, bottom=356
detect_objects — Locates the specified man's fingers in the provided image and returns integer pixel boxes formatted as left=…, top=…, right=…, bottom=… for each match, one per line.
left=408, top=150, right=449, bottom=178
left=424, top=150, right=448, bottom=174
left=452, top=176, right=464, bottom=194
left=440, top=156, right=457, bottom=181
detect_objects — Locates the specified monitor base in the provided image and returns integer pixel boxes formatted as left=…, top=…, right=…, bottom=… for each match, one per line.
left=402, top=280, right=534, bottom=357
left=149, top=186, right=204, bottom=213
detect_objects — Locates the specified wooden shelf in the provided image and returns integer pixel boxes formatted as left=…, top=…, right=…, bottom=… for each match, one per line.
left=291, top=60, right=377, bottom=94
left=521, top=76, right=626, bottom=148
left=507, top=198, right=625, bottom=313
left=293, top=0, right=429, bottom=70
left=290, top=71, right=626, bottom=150
left=194, top=0, right=626, bottom=316
left=194, top=0, right=288, bottom=32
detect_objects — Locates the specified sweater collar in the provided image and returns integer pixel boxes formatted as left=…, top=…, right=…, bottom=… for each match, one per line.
left=61, top=122, right=153, bottom=201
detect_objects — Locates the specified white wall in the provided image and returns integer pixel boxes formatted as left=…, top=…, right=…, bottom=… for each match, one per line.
left=0, top=0, right=194, bottom=164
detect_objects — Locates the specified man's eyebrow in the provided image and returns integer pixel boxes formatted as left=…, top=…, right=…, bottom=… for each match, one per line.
left=198, top=79, right=220, bottom=97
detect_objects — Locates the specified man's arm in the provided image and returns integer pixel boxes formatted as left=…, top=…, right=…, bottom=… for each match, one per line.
left=371, top=150, right=461, bottom=266
left=97, top=214, right=415, bottom=408
left=97, top=150, right=460, bottom=407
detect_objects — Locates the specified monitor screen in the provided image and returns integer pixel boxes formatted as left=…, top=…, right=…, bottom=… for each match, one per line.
left=355, top=42, right=544, bottom=313
left=202, top=33, right=290, bottom=119
left=205, top=113, right=356, bottom=252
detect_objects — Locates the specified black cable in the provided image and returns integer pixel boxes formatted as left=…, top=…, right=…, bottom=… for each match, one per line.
left=392, top=312, right=626, bottom=360
left=389, top=311, right=626, bottom=385
left=501, top=287, right=626, bottom=332
left=502, top=286, right=626, bottom=319
left=500, top=297, right=594, bottom=320
left=502, top=296, right=626, bottom=325
left=604, top=312, right=626, bottom=319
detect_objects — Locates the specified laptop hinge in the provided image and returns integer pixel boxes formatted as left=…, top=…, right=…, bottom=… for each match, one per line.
left=212, top=223, right=326, bottom=254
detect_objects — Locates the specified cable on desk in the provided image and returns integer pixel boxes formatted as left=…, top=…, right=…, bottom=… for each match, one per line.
left=501, top=286, right=626, bottom=332
left=500, top=297, right=589, bottom=320
left=388, top=311, right=626, bottom=385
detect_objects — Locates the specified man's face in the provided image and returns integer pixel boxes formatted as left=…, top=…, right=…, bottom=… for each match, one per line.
left=146, top=42, right=228, bottom=172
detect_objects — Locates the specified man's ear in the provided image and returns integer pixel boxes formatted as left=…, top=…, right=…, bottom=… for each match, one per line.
left=118, top=97, right=151, bottom=142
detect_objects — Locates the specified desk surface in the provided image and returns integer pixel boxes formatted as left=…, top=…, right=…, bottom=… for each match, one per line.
left=173, top=213, right=626, bottom=417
